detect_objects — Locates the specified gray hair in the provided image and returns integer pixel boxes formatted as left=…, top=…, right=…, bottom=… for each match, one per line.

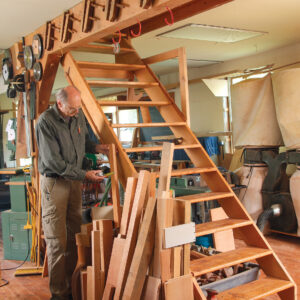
left=55, top=88, right=68, bottom=104
left=55, top=86, right=81, bottom=104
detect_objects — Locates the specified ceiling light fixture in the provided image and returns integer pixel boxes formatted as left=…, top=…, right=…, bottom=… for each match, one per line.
left=158, top=23, right=267, bottom=43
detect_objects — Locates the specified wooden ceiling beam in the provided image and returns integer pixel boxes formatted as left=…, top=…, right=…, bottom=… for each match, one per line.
left=18, top=0, right=233, bottom=56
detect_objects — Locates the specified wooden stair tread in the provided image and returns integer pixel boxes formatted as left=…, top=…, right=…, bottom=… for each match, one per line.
left=125, top=144, right=200, bottom=153
left=98, top=100, right=170, bottom=107
left=176, top=192, right=234, bottom=203
left=171, top=167, right=216, bottom=177
left=195, top=219, right=252, bottom=237
left=87, top=80, right=158, bottom=88
left=112, top=122, right=186, bottom=128
left=217, top=277, right=294, bottom=299
left=71, top=44, right=136, bottom=54
left=77, top=61, right=146, bottom=71
left=154, top=167, right=216, bottom=178
left=191, top=247, right=272, bottom=276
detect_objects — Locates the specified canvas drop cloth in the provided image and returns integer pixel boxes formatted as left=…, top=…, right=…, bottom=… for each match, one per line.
left=231, top=75, right=283, bottom=147
left=272, top=68, right=300, bottom=149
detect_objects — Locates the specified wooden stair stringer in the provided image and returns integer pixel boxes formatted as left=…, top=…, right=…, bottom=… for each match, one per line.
left=114, top=40, right=296, bottom=298
left=61, top=52, right=137, bottom=187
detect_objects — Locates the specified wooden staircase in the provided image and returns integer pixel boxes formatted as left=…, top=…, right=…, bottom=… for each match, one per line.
left=61, top=39, right=296, bottom=299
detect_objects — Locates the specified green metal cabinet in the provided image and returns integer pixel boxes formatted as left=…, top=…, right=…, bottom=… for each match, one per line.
left=1, top=210, right=32, bottom=261
left=9, top=175, right=31, bottom=212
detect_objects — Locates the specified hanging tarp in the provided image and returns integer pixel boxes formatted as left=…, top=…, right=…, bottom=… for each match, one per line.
left=272, top=68, right=300, bottom=149
left=231, top=75, right=283, bottom=147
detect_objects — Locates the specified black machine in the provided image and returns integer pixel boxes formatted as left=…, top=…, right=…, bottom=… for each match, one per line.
left=243, top=148, right=300, bottom=234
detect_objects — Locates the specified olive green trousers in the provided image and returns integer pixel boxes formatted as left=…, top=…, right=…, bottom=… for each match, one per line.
left=41, top=175, right=82, bottom=300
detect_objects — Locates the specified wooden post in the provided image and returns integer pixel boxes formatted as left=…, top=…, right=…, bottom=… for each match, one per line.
left=108, top=143, right=121, bottom=227
left=178, top=47, right=190, bottom=127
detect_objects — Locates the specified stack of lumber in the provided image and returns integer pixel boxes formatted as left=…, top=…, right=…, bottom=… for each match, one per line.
left=74, top=143, right=197, bottom=300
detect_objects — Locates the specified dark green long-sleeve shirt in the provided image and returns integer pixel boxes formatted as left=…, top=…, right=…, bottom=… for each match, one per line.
left=35, top=104, right=96, bottom=181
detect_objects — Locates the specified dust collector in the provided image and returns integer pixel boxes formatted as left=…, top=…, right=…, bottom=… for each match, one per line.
left=231, top=72, right=300, bottom=235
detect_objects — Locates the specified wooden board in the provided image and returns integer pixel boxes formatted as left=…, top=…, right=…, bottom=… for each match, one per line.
left=142, top=276, right=161, bottom=300
left=86, top=266, right=94, bottom=300
left=87, top=80, right=159, bottom=88
left=210, top=207, right=235, bottom=252
left=122, top=196, right=156, bottom=300
left=172, top=246, right=182, bottom=278
left=183, top=201, right=191, bottom=275
left=192, top=277, right=206, bottom=300
left=140, top=106, right=152, bottom=123
left=80, top=270, right=88, bottom=300
left=217, top=277, right=294, bottom=299
left=120, top=177, right=138, bottom=237
left=91, top=231, right=102, bottom=299
left=0, top=168, right=23, bottom=174
left=142, top=48, right=179, bottom=65
left=103, top=237, right=125, bottom=290
left=99, top=220, right=113, bottom=274
left=164, top=223, right=195, bottom=249
left=114, top=170, right=150, bottom=299
left=190, top=247, right=272, bottom=277
left=164, top=274, right=193, bottom=300
left=108, top=143, right=121, bottom=227
left=153, top=142, right=175, bottom=277
left=5, top=182, right=26, bottom=186
left=160, top=249, right=172, bottom=283
left=91, top=206, right=113, bottom=220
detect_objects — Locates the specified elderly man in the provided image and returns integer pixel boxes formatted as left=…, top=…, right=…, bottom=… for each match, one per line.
left=36, top=86, right=108, bottom=300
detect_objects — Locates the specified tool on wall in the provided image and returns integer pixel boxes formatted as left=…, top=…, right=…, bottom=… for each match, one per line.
left=33, top=62, right=43, bottom=81
left=2, top=57, right=13, bottom=84
left=140, top=0, right=154, bottom=9
left=32, top=34, right=44, bottom=60
left=165, top=6, right=174, bottom=26
left=112, top=29, right=121, bottom=54
left=130, top=20, right=142, bottom=37
left=61, top=11, right=81, bottom=43
left=24, top=46, right=35, bottom=70
left=12, top=74, right=25, bottom=92
left=81, top=0, right=102, bottom=33
left=21, top=37, right=32, bottom=158
left=105, top=0, right=126, bottom=22
left=45, top=21, right=60, bottom=51
left=6, top=83, right=16, bottom=99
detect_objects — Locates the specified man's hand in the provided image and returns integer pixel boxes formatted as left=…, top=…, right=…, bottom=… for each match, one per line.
left=85, top=170, right=105, bottom=182
left=95, top=144, right=110, bottom=155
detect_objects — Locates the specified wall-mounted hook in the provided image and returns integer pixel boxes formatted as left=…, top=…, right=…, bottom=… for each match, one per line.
left=130, top=20, right=142, bottom=37
left=112, top=29, right=122, bottom=44
left=164, top=6, right=174, bottom=26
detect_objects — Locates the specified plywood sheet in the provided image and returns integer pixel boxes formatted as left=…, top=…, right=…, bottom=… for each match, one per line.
left=164, top=223, right=195, bottom=248
left=210, top=207, right=235, bottom=252
left=164, top=274, right=193, bottom=300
